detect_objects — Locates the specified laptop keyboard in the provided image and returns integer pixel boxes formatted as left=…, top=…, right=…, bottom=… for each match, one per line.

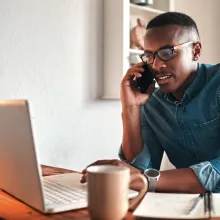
left=43, top=179, right=87, bottom=205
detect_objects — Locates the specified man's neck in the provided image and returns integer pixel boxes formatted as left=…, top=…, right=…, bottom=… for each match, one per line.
left=171, top=66, right=198, bottom=101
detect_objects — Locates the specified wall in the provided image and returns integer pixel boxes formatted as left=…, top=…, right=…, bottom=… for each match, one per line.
left=0, top=0, right=123, bottom=171
left=0, top=0, right=219, bottom=172
left=175, top=0, right=220, bottom=64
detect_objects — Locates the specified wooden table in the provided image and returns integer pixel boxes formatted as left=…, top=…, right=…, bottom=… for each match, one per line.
left=0, top=165, right=135, bottom=220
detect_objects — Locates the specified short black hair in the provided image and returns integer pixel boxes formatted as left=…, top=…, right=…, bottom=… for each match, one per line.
left=147, top=12, right=200, bottom=41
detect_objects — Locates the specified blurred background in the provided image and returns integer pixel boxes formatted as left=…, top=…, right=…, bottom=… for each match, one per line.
left=0, top=0, right=218, bottom=171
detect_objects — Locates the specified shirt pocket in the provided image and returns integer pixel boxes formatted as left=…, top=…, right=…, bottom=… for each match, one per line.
left=195, top=114, right=220, bottom=147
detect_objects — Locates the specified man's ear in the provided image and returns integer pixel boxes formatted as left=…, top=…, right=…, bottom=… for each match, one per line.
left=193, top=41, right=202, bottom=61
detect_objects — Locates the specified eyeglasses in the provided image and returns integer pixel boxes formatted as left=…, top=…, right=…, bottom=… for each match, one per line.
left=139, top=41, right=194, bottom=64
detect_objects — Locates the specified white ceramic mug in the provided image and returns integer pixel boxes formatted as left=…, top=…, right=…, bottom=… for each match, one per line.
left=87, top=165, right=148, bottom=220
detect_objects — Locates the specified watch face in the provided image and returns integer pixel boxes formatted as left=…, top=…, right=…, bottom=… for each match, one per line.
left=146, top=169, right=159, bottom=177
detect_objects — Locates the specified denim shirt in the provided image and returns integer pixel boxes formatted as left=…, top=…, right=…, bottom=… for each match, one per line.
left=119, top=63, right=220, bottom=192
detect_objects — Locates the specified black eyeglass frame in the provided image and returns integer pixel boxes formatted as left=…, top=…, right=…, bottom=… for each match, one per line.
left=139, top=41, right=194, bottom=64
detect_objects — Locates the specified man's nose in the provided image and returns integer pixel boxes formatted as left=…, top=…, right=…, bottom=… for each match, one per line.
left=151, top=55, right=166, bottom=71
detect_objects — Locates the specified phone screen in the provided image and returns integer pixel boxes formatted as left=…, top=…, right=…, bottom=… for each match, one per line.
left=136, top=64, right=154, bottom=93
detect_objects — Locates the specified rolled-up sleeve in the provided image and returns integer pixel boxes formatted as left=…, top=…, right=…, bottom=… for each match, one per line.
left=118, top=106, right=164, bottom=171
left=118, top=143, right=152, bottom=171
left=190, top=158, right=220, bottom=192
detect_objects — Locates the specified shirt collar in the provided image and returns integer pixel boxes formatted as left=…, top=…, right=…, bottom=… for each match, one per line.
left=164, top=63, right=206, bottom=104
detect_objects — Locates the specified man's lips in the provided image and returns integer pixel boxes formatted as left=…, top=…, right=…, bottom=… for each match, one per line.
left=150, top=68, right=173, bottom=84
left=155, top=74, right=173, bottom=84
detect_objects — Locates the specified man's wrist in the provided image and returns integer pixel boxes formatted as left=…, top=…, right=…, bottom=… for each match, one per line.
left=121, top=105, right=141, bottom=119
left=122, top=104, right=141, bottom=111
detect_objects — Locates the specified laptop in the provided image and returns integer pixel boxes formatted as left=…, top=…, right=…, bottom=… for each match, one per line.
left=0, top=100, right=138, bottom=214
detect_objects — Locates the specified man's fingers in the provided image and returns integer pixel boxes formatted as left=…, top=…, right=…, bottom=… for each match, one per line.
left=81, top=159, right=119, bottom=184
left=122, top=62, right=144, bottom=82
left=80, top=159, right=128, bottom=184
left=80, top=174, right=87, bottom=183
left=122, top=71, right=142, bottom=82
left=134, top=61, right=144, bottom=68
left=112, top=160, right=123, bottom=166
left=82, top=169, right=87, bottom=174
left=81, top=160, right=100, bottom=174
left=81, top=160, right=115, bottom=175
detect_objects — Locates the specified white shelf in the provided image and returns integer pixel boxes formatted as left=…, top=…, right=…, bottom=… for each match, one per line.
left=130, top=3, right=166, bottom=15
left=130, top=48, right=144, bottom=55
left=103, top=0, right=173, bottom=99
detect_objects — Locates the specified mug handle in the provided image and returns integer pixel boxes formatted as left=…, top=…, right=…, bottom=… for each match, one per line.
left=129, top=173, right=148, bottom=209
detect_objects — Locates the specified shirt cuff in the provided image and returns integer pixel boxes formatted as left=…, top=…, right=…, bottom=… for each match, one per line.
left=118, top=144, right=152, bottom=171
left=190, top=161, right=220, bottom=192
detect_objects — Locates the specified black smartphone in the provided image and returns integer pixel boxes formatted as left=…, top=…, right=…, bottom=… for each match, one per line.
left=136, top=64, right=154, bottom=94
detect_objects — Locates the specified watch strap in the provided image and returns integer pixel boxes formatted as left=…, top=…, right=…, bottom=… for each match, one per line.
left=148, top=178, right=157, bottom=192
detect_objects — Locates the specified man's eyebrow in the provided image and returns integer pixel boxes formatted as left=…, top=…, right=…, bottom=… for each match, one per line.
left=144, top=45, right=174, bottom=54
left=144, top=50, right=154, bottom=53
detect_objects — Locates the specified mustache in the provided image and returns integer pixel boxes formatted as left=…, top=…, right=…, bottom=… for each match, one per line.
left=149, top=67, right=170, bottom=77
left=149, top=68, right=161, bottom=76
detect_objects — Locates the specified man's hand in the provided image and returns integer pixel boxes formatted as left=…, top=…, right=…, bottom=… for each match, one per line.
left=80, top=159, right=141, bottom=186
left=120, top=62, right=155, bottom=109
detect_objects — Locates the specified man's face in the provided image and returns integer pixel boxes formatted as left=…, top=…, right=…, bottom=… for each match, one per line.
left=144, top=25, right=196, bottom=93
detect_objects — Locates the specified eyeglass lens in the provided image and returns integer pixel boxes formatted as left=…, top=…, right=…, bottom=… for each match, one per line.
left=142, top=48, right=174, bottom=64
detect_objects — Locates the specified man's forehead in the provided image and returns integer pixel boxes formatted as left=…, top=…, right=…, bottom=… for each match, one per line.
left=144, top=25, right=185, bottom=50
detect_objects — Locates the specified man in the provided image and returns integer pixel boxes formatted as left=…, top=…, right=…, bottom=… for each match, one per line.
left=81, top=12, right=220, bottom=193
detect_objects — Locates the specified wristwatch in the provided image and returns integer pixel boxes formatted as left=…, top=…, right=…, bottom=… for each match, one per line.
left=144, top=168, right=160, bottom=192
